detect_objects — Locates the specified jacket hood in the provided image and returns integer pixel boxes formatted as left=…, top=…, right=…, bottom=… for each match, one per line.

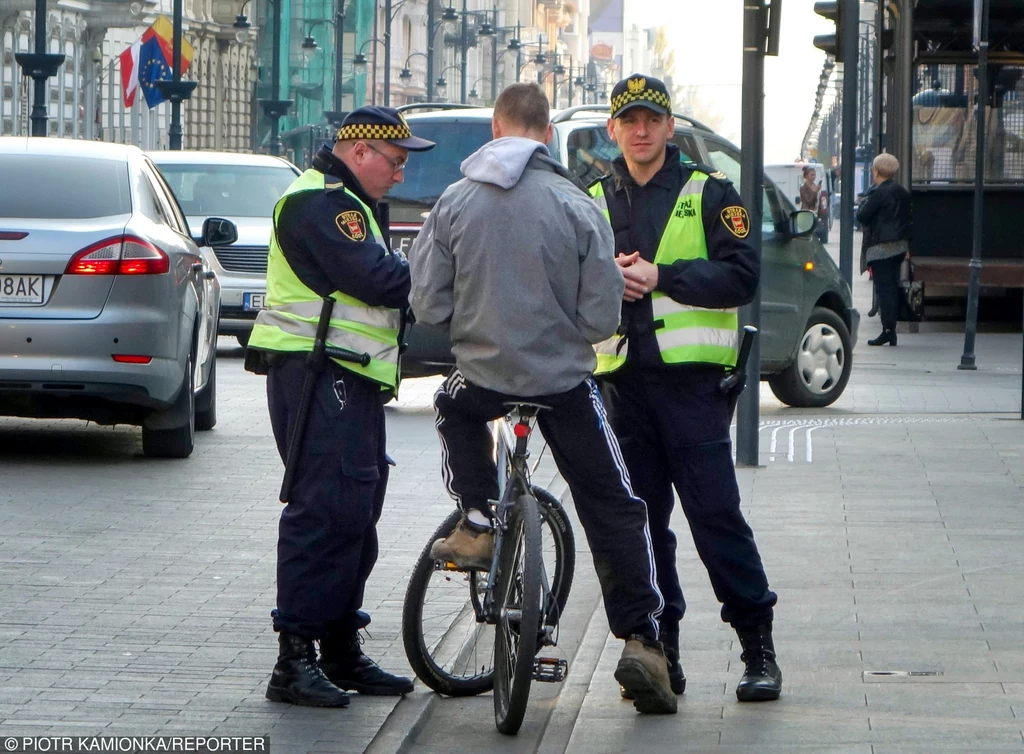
left=461, top=136, right=549, bottom=189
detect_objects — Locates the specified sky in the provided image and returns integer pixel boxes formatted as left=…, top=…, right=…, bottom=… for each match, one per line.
left=629, top=0, right=835, bottom=163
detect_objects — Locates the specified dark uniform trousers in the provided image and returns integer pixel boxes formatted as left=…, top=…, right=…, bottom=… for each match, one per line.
left=600, top=365, right=777, bottom=632
left=434, top=368, right=665, bottom=641
left=267, top=353, right=389, bottom=640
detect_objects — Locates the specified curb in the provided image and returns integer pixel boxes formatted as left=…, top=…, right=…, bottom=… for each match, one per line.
left=363, top=690, right=438, bottom=754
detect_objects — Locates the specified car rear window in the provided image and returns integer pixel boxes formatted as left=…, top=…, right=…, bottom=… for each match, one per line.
left=154, top=163, right=297, bottom=217
left=387, top=120, right=494, bottom=209
left=0, top=155, right=131, bottom=219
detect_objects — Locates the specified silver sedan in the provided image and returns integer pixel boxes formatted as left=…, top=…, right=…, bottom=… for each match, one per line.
left=0, top=138, right=236, bottom=458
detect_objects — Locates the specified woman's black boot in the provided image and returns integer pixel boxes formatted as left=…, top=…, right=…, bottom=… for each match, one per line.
left=868, top=329, right=896, bottom=346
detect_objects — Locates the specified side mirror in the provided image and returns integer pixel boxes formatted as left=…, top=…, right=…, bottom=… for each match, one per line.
left=790, top=210, right=817, bottom=237
left=200, top=217, right=238, bottom=247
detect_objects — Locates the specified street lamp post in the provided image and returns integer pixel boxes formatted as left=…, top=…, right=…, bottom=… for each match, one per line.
left=152, top=0, right=199, bottom=149
left=15, top=0, right=65, bottom=137
left=258, top=0, right=293, bottom=155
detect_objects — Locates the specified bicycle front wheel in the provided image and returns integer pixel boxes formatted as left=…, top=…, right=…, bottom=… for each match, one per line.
left=493, top=492, right=543, bottom=735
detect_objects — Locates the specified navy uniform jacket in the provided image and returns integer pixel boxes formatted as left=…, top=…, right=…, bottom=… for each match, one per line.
left=595, top=143, right=760, bottom=370
left=274, top=145, right=410, bottom=311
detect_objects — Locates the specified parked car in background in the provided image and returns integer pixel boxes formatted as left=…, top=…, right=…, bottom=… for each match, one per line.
left=392, top=104, right=859, bottom=408
left=765, top=162, right=834, bottom=244
left=0, top=138, right=236, bottom=457
left=150, top=151, right=300, bottom=347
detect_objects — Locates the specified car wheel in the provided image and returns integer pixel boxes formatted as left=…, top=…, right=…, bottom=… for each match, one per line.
left=143, top=351, right=196, bottom=458
left=768, top=307, right=852, bottom=408
left=195, top=354, right=216, bottom=431
left=236, top=332, right=250, bottom=348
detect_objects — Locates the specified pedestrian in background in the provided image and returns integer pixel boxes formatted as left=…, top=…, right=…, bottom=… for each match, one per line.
left=248, top=107, right=434, bottom=707
left=590, top=73, right=782, bottom=704
left=799, top=165, right=820, bottom=212
left=857, top=153, right=913, bottom=346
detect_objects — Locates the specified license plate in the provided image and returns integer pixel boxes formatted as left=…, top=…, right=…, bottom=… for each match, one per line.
left=0, top=274, right=44, bottom=304
left=243, top=292, right=265, bottom=311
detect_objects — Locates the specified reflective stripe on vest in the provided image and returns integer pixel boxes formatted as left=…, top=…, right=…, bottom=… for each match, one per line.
left=591, top=171, right=738, bottom=375
left=248, top=169, right=401, bottom=388
left=588, top=180, right=626, bottom=374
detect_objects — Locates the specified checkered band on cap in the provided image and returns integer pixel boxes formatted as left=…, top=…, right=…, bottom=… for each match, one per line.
left=611, top=88, right=671, bottom=115
left=335, top=122, right=412, bottom=142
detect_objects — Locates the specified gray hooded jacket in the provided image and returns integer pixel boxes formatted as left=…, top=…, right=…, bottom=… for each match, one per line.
left=409, top=136, right=622, bottom=396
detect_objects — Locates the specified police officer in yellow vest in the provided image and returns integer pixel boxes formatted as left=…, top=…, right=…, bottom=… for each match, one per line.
left=591, top=75, right=782, bottom=703
left=248, top=106, right=434, bottom=707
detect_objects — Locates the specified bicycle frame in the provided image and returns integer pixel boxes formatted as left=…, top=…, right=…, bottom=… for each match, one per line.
left=479, top=407, right=538, bottom=625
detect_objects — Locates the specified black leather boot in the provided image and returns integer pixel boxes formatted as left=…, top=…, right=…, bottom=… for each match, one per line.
left=868, top=329, right=897, bottom=346
left=735, top=624, right=783, bottom=702
left=319, top=634, right=414, bottom=696
left=265, top=632, right=350, bottom=707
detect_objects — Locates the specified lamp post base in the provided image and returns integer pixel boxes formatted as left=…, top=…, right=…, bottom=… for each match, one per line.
left=260, top=99, right=294, bottom=156
left=16, top=53, right=66, bottom=137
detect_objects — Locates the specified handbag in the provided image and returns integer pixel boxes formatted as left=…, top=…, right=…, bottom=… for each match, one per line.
left=898, top=255, right=923, bottom=322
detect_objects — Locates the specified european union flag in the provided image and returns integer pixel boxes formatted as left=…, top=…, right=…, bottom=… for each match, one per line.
left=138, top=35, right=171, bottom=108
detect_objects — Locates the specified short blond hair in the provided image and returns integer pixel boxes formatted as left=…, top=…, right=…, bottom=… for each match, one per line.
left=873, top=153, right=899, bottom=179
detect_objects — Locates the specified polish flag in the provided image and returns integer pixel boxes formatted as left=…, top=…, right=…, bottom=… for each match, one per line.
left=119, top=40, right=141, bottom=107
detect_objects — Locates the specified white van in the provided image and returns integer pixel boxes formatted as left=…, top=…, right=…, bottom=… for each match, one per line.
left=765, top=162, right=834, bottom=243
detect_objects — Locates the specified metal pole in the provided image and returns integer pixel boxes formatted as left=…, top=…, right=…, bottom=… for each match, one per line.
left=838, top=0, right=859, bottom=287
left=491, top=16, right=498, bottom=104
left=960, top=0, right=989, bottom=370
left=873, top=0, right=883, bottom=155
left=427, top=0, right=434, bottom=101
left=384, top=0, right=392, bottom=106
left=342, top=0, right=350, bottom=111
left=168, top=0, right=184, bottom=149
left=515, top=24, right=522, bottom=82
left=271, top=0, right=283, bottom=153
left=567, top=59, right=573, bottom=107
left=30, top=0, right=46, bottom=137
left=460, top=0, right=468, bottom=103
left=736, top=0, right=767, bottom=467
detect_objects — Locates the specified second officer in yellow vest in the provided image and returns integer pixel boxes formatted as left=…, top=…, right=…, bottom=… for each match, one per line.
left=591, top=75, right=782, bottom=703
left=248, top=106, right=434, bottom=708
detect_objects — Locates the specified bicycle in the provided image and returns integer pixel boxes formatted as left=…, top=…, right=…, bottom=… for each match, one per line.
left=402, top=403, right=576, bottom=735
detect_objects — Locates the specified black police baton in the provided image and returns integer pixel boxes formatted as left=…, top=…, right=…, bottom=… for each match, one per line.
left=718, top=325, right=758, bottom=417
left=279, top=297, right=371, bottom=504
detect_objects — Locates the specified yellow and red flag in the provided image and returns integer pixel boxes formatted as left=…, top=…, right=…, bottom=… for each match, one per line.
left=143, top=15, right=194, bottom=74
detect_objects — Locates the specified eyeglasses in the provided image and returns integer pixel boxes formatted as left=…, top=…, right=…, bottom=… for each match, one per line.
left=363, top=142, right=407, bottom=173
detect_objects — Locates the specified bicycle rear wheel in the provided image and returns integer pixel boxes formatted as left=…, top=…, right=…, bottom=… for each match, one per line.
left=493, top=492, right=543, bottom=735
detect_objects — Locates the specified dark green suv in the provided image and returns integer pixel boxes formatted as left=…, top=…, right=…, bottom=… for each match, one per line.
left=391, top=104, right=860, bottom=408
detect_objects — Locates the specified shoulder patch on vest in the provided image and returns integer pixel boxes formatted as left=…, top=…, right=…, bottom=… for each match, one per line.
left=720, top=206, right=750, bottom=238
left=324, top=181, right=346, bottom=192
left=335, top=210, right=367, bottom=242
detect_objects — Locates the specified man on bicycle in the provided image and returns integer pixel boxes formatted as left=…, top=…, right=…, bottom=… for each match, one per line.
left=409, top=82, right=677, bottom=714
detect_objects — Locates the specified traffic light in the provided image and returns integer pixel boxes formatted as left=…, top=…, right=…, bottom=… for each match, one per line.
left=813, top=1, right=843, bottom=59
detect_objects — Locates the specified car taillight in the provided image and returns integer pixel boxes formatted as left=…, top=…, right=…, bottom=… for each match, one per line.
left=112, top=354, right=153, bottom=364
left=65, top=236, right=169, bottom=275
left=119, top=239, right=170, bottom=275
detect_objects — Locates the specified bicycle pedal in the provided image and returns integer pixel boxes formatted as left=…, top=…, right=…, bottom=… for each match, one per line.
left=532, top=656, right=568, bottom=683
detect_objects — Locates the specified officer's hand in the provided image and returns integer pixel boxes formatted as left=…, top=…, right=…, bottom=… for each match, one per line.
left=615, top=251, right=640, bottom=268
left=620, top=257, right=659, bottom=302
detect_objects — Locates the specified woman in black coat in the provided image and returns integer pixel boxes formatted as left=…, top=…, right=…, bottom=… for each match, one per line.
left=856, top=153, right=913, bottom=346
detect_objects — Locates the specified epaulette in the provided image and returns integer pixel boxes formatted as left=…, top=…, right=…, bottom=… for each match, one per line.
left=691, top=162, right=732, bottom=183
left=324, top=180, right=346, bottom=193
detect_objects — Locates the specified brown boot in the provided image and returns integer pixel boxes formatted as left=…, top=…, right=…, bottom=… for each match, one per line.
left=613, top=635, right=678, bottom=714
left=429, top=518, right=494, bottom=570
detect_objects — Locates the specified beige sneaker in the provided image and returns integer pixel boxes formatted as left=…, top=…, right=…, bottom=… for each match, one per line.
left=613, top=635, right=678, bottom=714
left=429, top=519, right=494, bottom=570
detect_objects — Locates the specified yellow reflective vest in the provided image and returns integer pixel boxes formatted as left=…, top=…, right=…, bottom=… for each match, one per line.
left=589, top=170, right=739, bottom=376
left=248, top=169, right=402, bottom=389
